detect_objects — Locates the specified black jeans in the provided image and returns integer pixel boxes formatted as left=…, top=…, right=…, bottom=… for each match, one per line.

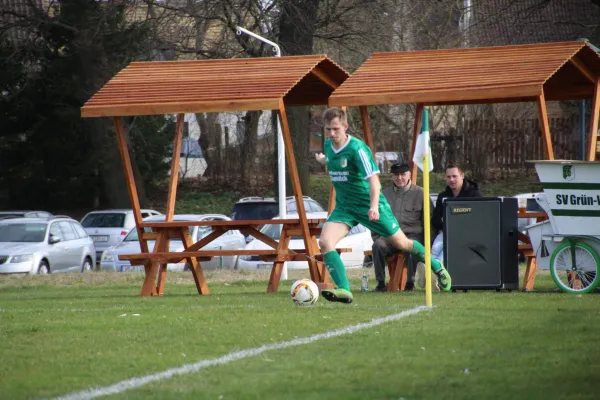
left=371, top=232, right=424, bottom=284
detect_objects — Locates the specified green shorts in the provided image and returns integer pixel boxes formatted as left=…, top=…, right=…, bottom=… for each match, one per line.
left=327, top=202, right=401, bottom=237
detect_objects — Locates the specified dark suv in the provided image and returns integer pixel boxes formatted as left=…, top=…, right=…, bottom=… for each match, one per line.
left=230, top=196, right=325, bottom=221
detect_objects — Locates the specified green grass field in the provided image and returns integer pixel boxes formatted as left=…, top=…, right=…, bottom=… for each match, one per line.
left=1, top=269, right=599, bottom=400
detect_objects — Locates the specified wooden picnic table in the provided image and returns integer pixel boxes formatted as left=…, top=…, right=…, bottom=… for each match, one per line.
left=517, top=210, right=549, bottom=291
left=118, top=218, right=349, bottom=296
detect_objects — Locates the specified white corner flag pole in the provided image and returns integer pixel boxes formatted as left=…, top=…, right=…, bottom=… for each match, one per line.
left=413, top=107, right=434, bottom=307
left=423, top=153, right=432, bottom=307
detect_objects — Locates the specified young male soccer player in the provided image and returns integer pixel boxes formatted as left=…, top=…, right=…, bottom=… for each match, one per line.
left=315, top=107, right=452, bottom=303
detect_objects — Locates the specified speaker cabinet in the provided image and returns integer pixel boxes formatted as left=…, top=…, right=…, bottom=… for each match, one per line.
left=443, top=197, right=518, bottom=290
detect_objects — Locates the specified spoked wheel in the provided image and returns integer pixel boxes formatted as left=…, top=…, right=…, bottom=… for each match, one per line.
left=549, top=241, right=600, bottom=293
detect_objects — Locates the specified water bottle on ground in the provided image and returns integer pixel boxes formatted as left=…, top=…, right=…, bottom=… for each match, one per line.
left=361, top=270, right=369, bottom=292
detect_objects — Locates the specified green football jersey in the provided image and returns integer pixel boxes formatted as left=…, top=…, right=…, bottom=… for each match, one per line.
left=324, top=135, right=382, bottom=209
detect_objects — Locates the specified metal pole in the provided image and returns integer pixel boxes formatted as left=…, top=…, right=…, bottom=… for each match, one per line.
left=236, top=27, right=288, bottom=280
left=579, top=100, right=586, bottom=160
left=235, top=27, right=286, bottom=221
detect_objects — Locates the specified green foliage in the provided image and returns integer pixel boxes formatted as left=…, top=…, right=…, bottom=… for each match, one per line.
left=129, top=116, right=176, bottom=193
left=0, top=271, right=599, bottom=399
left=0, top=0, right=170, bottom=209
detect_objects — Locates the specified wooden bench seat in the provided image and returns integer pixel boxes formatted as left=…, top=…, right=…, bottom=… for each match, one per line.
left=140, top=218, right=325, bottom=228
left=119, top=248, right=352, bottom=265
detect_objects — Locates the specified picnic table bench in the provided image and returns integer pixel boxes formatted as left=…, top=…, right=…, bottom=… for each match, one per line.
left=517, top=210, right=549, bottom=291
left=118, top=218, right=350, bottom=296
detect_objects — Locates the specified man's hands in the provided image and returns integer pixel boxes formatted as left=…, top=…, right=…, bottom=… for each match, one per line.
left=315, top=152, right=326, bottom=166
left=368, top=207, right=380, bottom=221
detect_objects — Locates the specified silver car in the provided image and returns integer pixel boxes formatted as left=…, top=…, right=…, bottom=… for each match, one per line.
left=80, top=209, right=162, bottom=262
left=100, top=214, right=246, bottom=272
left=0, top=216, right=96, bottom=274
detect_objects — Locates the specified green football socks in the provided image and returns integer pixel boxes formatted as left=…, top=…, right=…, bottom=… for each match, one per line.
left=410, top=240, right=442, bottom=273
left=323, top=250, right=351, bottom=292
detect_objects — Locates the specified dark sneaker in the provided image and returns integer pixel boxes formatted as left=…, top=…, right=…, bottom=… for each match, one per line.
left=403, top=281, right=415, bottom=292
left=374, top=284, right=387, bottom=292
left=321, top=288, right=354, bottom=304
left=435, top=264, right=452, bottom=292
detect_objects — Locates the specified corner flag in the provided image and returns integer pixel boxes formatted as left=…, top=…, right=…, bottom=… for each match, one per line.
left=412, top=107, right=433, bottom=172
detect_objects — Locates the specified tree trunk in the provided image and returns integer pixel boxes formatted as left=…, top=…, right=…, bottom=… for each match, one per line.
left=239, top=111, right=260, bottom=189
left=86, top=118, right=140, bottom=208
left=278, top=0, right=319, bottom=196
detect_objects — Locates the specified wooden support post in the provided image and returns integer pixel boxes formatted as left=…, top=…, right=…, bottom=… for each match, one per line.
left=165, top=113, right=185, bottom=221
left=587, top=78, right=600, bottom=161
left=359, top=106, right=375, bottom=153
left=410, top=104, right=424, bottom=179
left=140, top=231, right=168, bottom=296
left=267, top=228, right=292, bottom=293
left=113, top=117, right=151, bottom=285
left=180, top=228, right=210, bottom=295
left=536, top=92, right=555, bottom=160
left=155, top=231, right=171, bottom=295
left=327, top=186, right=336, bottom=214
left=522, top=255, right=538, bottom=292
left=278, top=100, right=324, bottom=285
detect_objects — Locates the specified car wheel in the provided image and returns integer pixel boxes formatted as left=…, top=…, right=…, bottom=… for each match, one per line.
left=38, top=261, right=50, bottom=274
left=81, top=257, right=94, bottom=273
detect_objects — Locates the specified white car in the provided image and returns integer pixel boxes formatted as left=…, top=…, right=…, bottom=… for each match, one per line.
left=236, top=212, right=373, bottom=270
left=0, top=216, right=96, bottom=274
left=99, top=214, right=246, bottom=272
left=81, top=209, right=163, bottom=262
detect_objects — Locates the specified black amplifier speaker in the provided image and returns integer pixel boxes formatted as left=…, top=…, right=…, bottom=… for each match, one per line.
left=442, top=197, right=519, bottom=290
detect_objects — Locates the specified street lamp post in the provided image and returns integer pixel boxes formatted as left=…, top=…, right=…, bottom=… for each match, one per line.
left=235, top=27, right=286, bottom=221
left=236, top=27, right=288, bottom=279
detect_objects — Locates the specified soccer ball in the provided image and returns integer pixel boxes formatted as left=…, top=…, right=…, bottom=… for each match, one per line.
left=290, top=279, right=319, bottom=306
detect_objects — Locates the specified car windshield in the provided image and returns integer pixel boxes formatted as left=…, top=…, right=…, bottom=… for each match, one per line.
left=81, top=213, right=126, bottom=228
left=0, top=223, right=47, bottom=242
left=526, top=198, right=544, bottom=212
left=230, top=203, right=279, bottom=220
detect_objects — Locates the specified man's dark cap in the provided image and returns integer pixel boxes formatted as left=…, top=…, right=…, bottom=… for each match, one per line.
left=390, top=163, right=410, bottom=174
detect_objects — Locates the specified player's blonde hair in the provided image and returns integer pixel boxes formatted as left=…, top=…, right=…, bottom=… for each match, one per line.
left=323, top=107, right=347, bottom=124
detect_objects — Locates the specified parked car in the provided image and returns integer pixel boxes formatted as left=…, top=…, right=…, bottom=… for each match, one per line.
left=99, top=214, right=246, bottom=272
left=513, top=192, right=545, bottom=232
left=80, top=209, right=162, bottom=262
left=0, top=211, right=53, bottom=220
left=236, top=212, right=373, bottom=270
left=0, top=216, right=96, bottom=274
left=230, top=196, right=325, bottom=221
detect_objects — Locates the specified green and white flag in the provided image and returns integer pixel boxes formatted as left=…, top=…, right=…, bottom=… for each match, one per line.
left=412, top=107, right=434, bottom=172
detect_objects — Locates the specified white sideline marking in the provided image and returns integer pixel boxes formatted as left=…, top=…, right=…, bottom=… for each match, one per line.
left=53, top=305, right=429, bottom=400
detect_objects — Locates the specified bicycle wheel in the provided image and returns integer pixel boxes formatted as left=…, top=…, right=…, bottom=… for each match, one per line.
left=549, top=241, right=600, bottom=293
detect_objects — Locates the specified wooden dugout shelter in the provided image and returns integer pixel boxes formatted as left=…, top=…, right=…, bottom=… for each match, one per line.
left=329, top=41, right=600, bottom=179
left=328, top=41, right=600, bottom=292
left=81, top=55, right=349, bottom=296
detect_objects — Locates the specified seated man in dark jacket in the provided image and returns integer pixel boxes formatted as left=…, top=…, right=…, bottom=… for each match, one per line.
left=423, top=162, right=482, bottom=288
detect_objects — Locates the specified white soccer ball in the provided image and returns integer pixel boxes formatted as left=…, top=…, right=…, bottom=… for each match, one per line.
left=290, top=279, right=319, bottom=306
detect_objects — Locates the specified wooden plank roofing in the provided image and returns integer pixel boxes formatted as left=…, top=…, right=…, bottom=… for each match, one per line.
left=81, top=55, right=349, bottom=117
left=329, top=41, right=600, bottom=107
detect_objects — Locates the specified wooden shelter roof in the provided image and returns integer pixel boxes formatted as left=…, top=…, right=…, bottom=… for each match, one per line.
left=81, top=55, right=349, bottom=117
left=329, top=41, right=600, bottom=107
